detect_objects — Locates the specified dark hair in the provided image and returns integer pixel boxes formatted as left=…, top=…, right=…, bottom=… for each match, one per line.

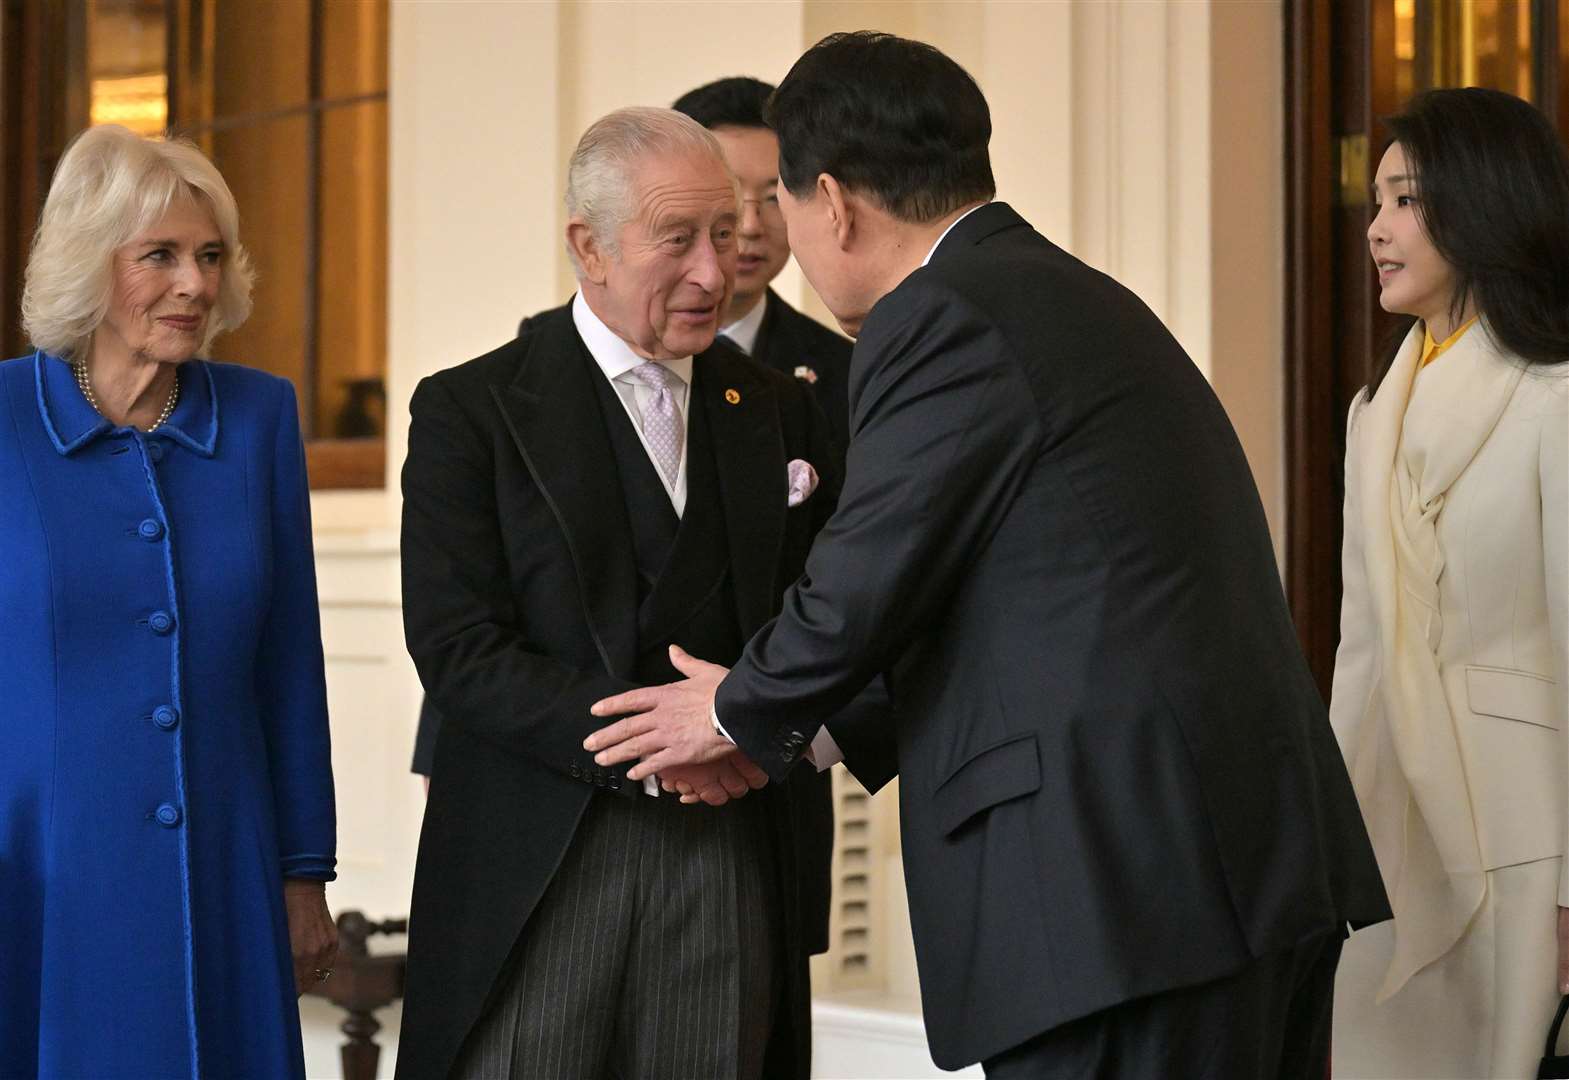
left=672, top=77, right=775, bottom=131
left=1369, top=87, right=1569, bottom=396
left=763, top=31, right=995, bottom=224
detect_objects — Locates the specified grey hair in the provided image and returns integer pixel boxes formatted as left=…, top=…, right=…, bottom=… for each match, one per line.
left=22, top=124, right=254, bottom=360
left=564, top=106, right=734, bottom=276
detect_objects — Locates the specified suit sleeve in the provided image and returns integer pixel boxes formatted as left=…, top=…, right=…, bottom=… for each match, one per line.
left=409, top=697, right=441, bottom=776
left=255, top=381, right=338, bottom=880
left=1329, top=393, right=1380, bottom=763
left=716, top=279, right=1040, bottom=780
left=820, top=679, right=899, bottom=793
left=401, top=374, right=639, bottom=795
left=793, top=374, right=901, bottom=793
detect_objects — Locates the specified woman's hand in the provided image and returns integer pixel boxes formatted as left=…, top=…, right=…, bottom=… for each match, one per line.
left=1558, top=906, right=1569, bottom=994
left=284, top=879, right=338, bottom=997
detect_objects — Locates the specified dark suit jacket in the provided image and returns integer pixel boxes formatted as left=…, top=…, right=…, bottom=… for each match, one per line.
left=715, top=203, right=1392, bottom=1069
left=750, top=288, right=853, bottom=453
left=397, top=304, right=848, bottom=1079
left=409, top=697, right=438, bottom=775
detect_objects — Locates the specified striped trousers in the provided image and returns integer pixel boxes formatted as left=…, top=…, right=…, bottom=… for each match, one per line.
left=451, top=789, right=778, bottom=1080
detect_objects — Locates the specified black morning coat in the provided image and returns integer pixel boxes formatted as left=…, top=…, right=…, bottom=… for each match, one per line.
left=715, top=203, right=1393, bottom=1070
left=396, top=304, right=893, bottom=1080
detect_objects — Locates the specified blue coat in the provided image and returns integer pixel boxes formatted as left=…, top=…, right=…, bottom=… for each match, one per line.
left=0, top=352, right=336, bottom=1079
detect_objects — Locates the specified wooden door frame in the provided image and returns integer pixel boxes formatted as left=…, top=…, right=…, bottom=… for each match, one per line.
left=1283, top=0, right=1362, bottom=699
left=0, top=0, right=82, bottom=360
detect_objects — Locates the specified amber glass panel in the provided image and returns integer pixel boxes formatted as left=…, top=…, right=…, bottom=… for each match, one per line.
left=1459, top=0, right=1532, bottom=99
left=86, top=0, right=166, bottom=134
left=204, top=115, right=311, bottom=391
left=1396, top=0, right=1534, bottom=102
left=1393, top=0, right=1417, bottom=107
left=315, top=101, right=388, bottom=439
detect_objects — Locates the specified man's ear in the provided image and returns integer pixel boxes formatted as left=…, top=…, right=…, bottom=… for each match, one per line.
left=566, top=218, right=609, bottom=284
left=819, top=174, right=854, bottom=252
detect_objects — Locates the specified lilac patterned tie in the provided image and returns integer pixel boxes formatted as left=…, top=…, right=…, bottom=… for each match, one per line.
left=629, top=361, right=684, bottom=485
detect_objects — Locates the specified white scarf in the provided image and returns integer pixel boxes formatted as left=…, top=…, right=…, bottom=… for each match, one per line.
left=1350, top=320, right=1525, bottom=1000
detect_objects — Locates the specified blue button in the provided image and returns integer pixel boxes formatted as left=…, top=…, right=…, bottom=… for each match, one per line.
left=138, top=519, right=165, bottom=541
left=147, top=442, right=165, bottom=463
left=155, top=803, right=182, bottom=828
left=153, top=705, right=180, bottom=731
left=147, top=610, right=175, bottom=635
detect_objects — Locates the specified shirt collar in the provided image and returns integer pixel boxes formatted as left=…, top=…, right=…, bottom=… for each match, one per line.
left=922, top=202, right=990, bottom=267
left=718, top=294, right=769, bottom=356
left=1420, top=314, right=1479, bottom=368
left=35, top=350, right=219, bottom=457
left=572, top=292, right=693, bottom=387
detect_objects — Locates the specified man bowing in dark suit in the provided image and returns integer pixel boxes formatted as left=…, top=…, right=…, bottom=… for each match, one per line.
left=397, top=106, right=850, bottom=1080
left=587, top=32, right=1391, bottom=1080
left=673, top=76, right=854, bottom=454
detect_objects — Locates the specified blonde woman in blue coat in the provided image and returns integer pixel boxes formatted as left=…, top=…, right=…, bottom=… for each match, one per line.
left=0, top=125, right=337, bottom=1078
left=1330, top=89, right=1569, bottom=1077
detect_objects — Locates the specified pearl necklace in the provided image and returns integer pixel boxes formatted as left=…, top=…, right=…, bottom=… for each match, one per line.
left=72, top=359, right=180, bottom=433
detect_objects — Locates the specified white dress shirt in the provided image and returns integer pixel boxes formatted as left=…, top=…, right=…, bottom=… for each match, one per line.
left=718, top=296, right=768, bottom=356
left=572, top=293, right=693, bottom=794
left=572, top=293, right=692, bottom=516
left=923, top=202, right=987, bottom=267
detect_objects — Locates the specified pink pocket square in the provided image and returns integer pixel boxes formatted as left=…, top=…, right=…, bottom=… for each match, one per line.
left=787, top=459, right=819, bottom=507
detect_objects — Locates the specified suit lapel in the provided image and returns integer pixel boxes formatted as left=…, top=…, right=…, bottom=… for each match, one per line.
left=750, top=290, right=785, bottom=373
left=489, top=309, right=638, bottom=678
left=697, top=349, right=788, bottom=635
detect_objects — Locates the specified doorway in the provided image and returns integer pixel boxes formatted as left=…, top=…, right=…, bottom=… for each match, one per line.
left=1283, top=0, right=1568, bottom=694
left=0, top=0, right=390, bottom=487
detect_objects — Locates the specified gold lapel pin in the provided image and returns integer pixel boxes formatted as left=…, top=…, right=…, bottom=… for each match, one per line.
left=724, top=388, right=741, bottom=405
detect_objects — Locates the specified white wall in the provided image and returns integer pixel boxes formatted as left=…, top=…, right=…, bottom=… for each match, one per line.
left=302, top=2, right=1285, bottom=1073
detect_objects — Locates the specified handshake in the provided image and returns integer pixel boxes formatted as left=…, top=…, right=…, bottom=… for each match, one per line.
left=582, top=460, right=825, bottom=806
left=652, top=751, right=769, bottom=806
left=585, top=644, right=768, bottom=806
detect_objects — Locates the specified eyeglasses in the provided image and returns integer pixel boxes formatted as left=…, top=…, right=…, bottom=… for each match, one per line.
left=740, top=196, right=783, bottom=219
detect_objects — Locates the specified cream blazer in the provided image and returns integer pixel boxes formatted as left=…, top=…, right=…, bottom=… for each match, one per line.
left=1331, top=323, right=1567, bottom=987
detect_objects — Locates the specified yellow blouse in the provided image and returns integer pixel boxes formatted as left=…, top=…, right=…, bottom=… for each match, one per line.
left=1421, top=315, right=1479, bottom=367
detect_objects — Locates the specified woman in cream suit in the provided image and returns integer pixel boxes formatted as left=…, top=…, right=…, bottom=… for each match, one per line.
left=1331, top=87, right=1569, bottom=1079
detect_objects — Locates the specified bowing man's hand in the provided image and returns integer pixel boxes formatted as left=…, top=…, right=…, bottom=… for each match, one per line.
left=659, top=751, right=770, bottom=806
left=587, top=645, right=733, bottom=782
